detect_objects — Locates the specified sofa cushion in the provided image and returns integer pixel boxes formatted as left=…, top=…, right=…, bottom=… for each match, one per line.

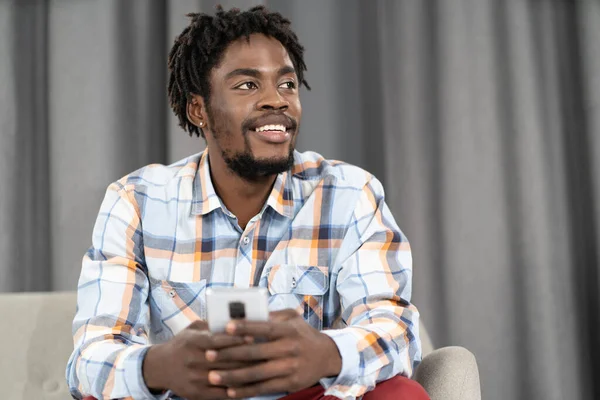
left=0, top=291, right=76, bottom=399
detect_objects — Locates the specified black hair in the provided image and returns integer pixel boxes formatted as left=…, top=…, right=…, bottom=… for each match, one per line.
left=167, top=5, right=310, bottom=138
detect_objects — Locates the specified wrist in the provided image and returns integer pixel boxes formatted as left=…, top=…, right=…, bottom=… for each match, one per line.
left=142, top=344, right=169, bottom=393
left=319, top=333, right=342, bottom=378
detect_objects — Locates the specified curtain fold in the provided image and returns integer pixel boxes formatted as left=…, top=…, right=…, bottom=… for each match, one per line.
left=0, top=0, right=50, bottom=292
left=47, top=0, right=170, bottom=287
left=577, top=1, right=600, bottom=395
left=1, top=1, right=598, bottom=399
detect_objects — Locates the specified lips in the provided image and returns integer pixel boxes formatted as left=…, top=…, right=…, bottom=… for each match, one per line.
left=252, top=129, right=290, bottom=143
left=244, top=114, right=297, bottom=144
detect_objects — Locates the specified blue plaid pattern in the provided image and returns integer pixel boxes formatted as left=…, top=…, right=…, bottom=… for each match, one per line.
left=66, top=150, right=421, bottom=400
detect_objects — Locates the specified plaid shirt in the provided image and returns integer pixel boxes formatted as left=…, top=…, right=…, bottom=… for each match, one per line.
left=66, top=150, right=421, bottom=400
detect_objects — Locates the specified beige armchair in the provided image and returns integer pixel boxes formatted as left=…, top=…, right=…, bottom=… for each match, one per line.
left=0, top=291, right=480, bottom=399
left=416, top=321, right=481, bottom=400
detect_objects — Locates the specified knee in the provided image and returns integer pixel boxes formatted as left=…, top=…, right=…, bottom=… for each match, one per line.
left=364, top=375, right=430, bottom=400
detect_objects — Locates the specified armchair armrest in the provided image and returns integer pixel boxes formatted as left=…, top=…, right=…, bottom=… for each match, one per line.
left=413, top=346, right=481, bottom=400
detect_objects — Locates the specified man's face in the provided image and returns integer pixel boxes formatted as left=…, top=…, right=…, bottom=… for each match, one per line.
left=198, top=33, right=302, bottom=180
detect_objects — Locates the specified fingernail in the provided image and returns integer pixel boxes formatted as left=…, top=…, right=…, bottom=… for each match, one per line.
left=208, top=371, right=221, bottom=384
left=226, top=322, right=236, bottom=333
left=205, top=350, right=217, bottom=361
left=227, top=388, right=236, bottom=397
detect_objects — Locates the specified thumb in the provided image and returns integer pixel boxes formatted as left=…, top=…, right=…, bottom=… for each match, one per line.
left=269, top=308, right=299, bottom=322
left=187, top=319, right=209, bottom=331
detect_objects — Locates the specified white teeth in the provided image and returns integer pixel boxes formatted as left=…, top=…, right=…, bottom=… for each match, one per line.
left=255, top=124, right=286, bottom=132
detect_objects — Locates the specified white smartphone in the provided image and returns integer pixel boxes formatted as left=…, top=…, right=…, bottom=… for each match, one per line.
left=205, top=287, right=270, bottom=333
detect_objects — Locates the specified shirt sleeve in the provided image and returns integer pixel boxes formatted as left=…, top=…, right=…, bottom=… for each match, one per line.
left=319, top=176, right=422, bottom=399
left=65, top=182, right=166, bottom=400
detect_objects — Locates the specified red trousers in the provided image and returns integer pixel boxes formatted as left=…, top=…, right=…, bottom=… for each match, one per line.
left=83, top=375, right=428, bottom=400
left=282, top=375, right=430, bottom=400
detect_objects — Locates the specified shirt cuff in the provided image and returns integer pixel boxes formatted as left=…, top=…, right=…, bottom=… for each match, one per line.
left=319, top=329, right=361, bottom=389
left=126, top=346, right=172, bottom=400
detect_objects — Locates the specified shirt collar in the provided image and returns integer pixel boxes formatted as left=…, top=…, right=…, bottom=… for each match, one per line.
left=264, top=170, right=295, bottom=218
left=191, top=150, right=295, bottom=219
left=191, top=150, right=223, bottom=216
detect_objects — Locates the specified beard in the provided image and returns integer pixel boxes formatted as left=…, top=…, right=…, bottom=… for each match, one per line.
left=222, top=147, right=295, bottom=181
left=206, top=103, right=297, bottom=181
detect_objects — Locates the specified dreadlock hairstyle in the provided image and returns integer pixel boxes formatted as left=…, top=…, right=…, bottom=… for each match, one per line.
left=167, top=5, right=310, bottom=138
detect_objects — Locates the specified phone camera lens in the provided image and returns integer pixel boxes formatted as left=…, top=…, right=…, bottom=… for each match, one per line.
left=229, top=301, right=246, bottom=319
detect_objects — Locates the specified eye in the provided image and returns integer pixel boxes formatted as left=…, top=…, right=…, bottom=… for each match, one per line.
left=236, top=81, right=258, bottom=90
left=279, top=81, right=296, bottom=89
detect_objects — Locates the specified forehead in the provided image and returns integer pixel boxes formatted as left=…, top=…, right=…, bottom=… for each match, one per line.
left=213, top=33, right=294, bottom=76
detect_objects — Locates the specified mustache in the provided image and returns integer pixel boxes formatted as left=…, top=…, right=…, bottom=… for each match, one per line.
left=241, top=113, right=298, bottom=133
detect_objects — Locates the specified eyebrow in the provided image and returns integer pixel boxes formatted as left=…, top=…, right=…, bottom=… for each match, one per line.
left=224, top=65, right=297, bottom=80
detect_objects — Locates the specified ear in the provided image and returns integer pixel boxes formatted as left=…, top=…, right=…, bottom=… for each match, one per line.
left=187, top=94, right=208, bottom=131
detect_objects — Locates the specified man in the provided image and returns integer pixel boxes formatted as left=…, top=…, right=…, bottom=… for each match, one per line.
left=66, top=6, right=427, bottom=400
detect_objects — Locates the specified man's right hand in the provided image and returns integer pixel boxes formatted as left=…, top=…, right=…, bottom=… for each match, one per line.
left=142, top=320, right=253, bottom=400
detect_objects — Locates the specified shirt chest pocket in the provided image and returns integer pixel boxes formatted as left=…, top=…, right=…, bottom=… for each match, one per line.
left=148, top=278, right=207, bottom=342
left=267, top=265, right=329, bottom=331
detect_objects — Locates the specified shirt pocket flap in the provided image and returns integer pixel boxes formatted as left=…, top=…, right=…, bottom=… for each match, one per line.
left=268, top=265, right=329, bottom=295
left=148, top=277, right=207, bottom=314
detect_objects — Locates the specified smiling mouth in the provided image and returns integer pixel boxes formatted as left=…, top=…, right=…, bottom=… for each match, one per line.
left=250, top=124, right=292, bottom=143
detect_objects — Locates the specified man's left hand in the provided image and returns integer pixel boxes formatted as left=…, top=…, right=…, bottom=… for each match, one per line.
left=204, top=309, right=342, bottom=399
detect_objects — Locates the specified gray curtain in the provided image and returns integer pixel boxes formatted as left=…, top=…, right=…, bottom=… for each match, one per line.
left=1, top=1, right=598, bottom=399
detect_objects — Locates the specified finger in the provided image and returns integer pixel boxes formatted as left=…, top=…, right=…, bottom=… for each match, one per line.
left=184, top=357, right=259, bottom=371
left=269, top=309, right=300, bottom=322
left=207, top=339, right=299, bottom=363
left=187, top=330, right=248, bottom=350
left=226, top=376, right=304, bottom=399
left=206, top=333, right=249, bottom=349
left=188, top=319, right=209, bottom=331
left=211, top=360, right=260, bottom=369
left=186, top=320, right=249, bottom=348
left=208, top=358, right=296, bottom=387
left=226, top=320, right=295, bottom=340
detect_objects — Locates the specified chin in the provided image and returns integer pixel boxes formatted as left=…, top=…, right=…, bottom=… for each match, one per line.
left=251, top=144, right=293, bottom=160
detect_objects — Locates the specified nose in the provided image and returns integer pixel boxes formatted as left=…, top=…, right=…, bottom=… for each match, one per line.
left=256, top=86, right=289, bottom=111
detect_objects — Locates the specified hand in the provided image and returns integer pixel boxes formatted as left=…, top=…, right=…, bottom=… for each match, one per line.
left=142, top=320, right=255, bottom=400
left=204, top=309, right=342, bottom=399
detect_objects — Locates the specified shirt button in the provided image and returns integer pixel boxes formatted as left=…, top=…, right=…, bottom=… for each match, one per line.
left=242, top=236, right=250, bottom=245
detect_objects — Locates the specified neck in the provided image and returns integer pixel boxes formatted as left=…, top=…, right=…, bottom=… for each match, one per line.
left=208, top=152, right=277, bottom=230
